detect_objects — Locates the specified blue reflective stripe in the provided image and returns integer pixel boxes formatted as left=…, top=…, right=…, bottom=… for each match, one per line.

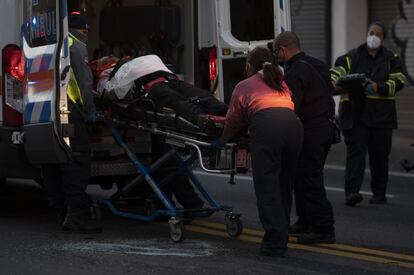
left=24, top=103, right=35, bottom=124
left=61, top=0, right=68, bottom=17
left=39, top=54, right=53, bottom=72
left=63, top=37, right=69, bottom=58
left=26, top=58, right=33, bottom=73
left=279, top=0, right=284, bottom=10
left=39, top=101, right=51, bottom=122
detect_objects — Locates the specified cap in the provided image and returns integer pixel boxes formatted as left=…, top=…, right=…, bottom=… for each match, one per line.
left=68, top=13, right=89, bottom=30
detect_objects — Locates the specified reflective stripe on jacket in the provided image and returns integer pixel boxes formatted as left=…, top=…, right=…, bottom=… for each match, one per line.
left=67, top=33, right=83, bottom=105
left=330, top=44, right=407, bottom=129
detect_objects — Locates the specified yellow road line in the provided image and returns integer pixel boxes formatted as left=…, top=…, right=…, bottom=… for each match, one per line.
left=188, top=220, right=414, bottom=269
left=317, top=243, right=414, bottom=262
left=193, top=220, right=413, bottom=262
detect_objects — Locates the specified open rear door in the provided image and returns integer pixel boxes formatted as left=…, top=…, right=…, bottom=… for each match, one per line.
left=198, top=0, right=291, bottom=103
left=22, top=0, right=71, bottom=164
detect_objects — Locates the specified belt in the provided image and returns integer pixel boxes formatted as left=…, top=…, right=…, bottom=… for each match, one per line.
left=144, top=76, right=168, bottom=91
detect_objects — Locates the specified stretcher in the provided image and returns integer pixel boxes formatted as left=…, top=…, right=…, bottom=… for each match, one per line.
left=97, top=98, right=246, bottom=242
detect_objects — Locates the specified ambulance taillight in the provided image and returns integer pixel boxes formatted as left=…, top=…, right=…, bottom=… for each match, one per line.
left=1, top=44, right=24, bottom=126
left=208, top=47, right=217, bottom=81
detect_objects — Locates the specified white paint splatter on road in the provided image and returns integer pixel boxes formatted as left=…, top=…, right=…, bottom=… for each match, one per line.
left=59, top=239, right=219, bottom=257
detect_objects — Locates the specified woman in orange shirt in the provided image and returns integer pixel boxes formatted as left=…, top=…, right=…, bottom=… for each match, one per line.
left=213, top=47, right=303, bottom=257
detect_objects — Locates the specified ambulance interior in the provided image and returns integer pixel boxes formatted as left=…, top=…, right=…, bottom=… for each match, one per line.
left=74, top=0, right=195, bottom=83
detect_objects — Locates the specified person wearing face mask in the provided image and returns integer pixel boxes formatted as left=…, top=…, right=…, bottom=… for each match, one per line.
left=272, top=31, right=336, bottom=244
left=330, top=22, right=407, bottom=206
left=212, top=47, right=303, bottom=257
left=42, top=13, right=101, bottom=233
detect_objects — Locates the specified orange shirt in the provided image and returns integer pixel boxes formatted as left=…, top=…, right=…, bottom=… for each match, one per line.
left=226, top=73, right=294, bottom=130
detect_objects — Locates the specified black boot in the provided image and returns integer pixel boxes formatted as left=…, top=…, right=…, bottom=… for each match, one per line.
left=62, top=205, right=102, bottom=234
left=288, top=220, right=309, bottom=236
left=369, top=195, right=387, bottom=204
left=297, top=232, right=336, bottom=244
left=345, top=193, right=363, bottom=206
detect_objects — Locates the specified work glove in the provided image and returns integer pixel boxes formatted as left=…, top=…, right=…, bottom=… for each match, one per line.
left=209, top=138, right=225, bottom=150
left=364, top=83, right=374, bottom=96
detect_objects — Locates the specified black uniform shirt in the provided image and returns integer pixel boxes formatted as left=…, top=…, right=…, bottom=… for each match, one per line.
left=284, top=52, right=335, bottom=129
left=331, top=44, right=406, bottom=129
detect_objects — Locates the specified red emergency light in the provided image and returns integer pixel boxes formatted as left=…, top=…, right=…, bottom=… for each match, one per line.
left=2, top=44, right=24, bottom=126
left=208, top=47, right=217, bottom=81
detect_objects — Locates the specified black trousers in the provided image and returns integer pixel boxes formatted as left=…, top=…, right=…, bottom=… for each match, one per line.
left=150, top=134, right=202, bottom=208
left=42, top=104, right=91, bottom=210
left=249, top=108, right=303, bottom=252
left=343, top=124, right=393, bottom=197
left=294, top=122, right=335, bottom=234
left=148, top=80, right=228, bottom=124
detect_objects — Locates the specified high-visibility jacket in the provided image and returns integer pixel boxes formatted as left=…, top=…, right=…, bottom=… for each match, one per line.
left=67, top=33, right=83, bottom=105
left=330, top=44, right=407, bottom=130
left=66, top=32, right=94, bottom=116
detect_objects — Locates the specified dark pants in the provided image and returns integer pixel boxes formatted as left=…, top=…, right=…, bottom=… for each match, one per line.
left=294, top=122, right=335, bottom=234
left=343, top=124, right=392, bottom=197
left=42, top=104, right=91, bottom=211
left=148, top=80, right=228, bottom=124
left=249, top=108, right=303, bottom=252
left=151, top=135, right=202, bottom=208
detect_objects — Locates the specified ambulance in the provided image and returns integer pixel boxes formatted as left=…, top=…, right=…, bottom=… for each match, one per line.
left=0, top=0, right=291, bottom=186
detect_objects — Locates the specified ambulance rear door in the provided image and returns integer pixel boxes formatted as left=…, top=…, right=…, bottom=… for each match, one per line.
left=21, top=0, right=71, bottom=164
left=197, top=0, right=291, bottom=103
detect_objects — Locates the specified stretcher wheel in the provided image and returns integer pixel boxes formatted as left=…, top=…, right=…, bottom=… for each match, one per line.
left=225, top=213, right=243, bottom=238
left=169, top=219, right=185, bottom=243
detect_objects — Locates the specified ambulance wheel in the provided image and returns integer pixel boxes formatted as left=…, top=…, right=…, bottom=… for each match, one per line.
left=225, top=213, right=243, bottom=238
left=169, top=219, right=185, bottom=243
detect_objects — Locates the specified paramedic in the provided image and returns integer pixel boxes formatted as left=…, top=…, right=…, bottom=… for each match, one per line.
left=102, top=54, right=228, bottom=137
left=42, top=14, right=101, bottom=233
left=330, top=22, right=406, bottom=206
left=273, top=31, right=336, bottom=244
left=213, top=47, right=303, bottom=257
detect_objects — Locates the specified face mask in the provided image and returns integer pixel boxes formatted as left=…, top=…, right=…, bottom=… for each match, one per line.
left=367, top=35, right=381, bottom=49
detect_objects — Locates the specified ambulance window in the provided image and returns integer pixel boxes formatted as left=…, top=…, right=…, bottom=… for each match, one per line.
left=24, top=0, right=57, bottom=47
left=230, top=0, right=275, bottom=41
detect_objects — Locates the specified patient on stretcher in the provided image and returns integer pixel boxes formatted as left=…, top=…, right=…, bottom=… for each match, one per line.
left=93, top=54, right=228, bottom=137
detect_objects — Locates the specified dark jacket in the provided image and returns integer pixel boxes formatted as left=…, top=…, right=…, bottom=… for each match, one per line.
left=330, top=44, right=406, bottom=129
left=284, top=52, right=335, bottom=129
left=69, top=33, right=94, bottom=117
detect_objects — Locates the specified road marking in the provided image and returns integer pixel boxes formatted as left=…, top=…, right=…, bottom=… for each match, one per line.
left=193, top=171, right=398, bottom=197
left=324, top=186, right=396, bottom=198
left=188, top=220, right=414, bottom=269
left=325, top=164, right=414, bottom=179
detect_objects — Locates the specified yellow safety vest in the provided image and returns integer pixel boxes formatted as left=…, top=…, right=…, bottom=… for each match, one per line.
left=67, top=33, right=83, bottom=105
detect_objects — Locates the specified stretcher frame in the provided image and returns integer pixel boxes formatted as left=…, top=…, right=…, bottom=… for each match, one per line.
left=98, top=117, right=243, bottom=242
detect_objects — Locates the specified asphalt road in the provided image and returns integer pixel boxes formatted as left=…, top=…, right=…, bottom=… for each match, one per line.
left=0, top=88, right=413, bottom=274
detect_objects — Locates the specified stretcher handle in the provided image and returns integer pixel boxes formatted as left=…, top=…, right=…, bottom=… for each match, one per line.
left=184, top=141, right=236, bottom=174
left=151, top=128, right=237, bottom=148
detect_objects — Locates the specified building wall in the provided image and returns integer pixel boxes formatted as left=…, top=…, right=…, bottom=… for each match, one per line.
left=330, top=0, right=413, bottom=84
left=369, top=0, right=414, bottom=84
left=290, top=0, right=330, bottom=63
left=331, top=0, right=367, bottom=64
